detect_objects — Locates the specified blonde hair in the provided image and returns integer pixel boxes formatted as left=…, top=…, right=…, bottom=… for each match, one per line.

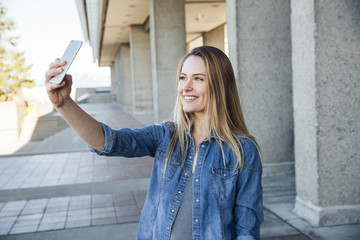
left=167, top=46, right=259, bottom=169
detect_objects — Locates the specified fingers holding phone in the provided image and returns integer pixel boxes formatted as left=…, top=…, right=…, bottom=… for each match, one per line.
left=45, top=73, right=73, bottom=109
left=45, top=59, right=73, bottom=108
left=45, top=40, right=82, bottom=108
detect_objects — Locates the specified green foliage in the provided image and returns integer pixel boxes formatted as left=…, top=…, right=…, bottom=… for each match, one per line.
left=0, top=2, right=34, bottom=101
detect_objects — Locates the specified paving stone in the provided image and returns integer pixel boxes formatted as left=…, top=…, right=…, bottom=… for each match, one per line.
left=114, top=205, right=138, bottom=212
left=10, top=224, right=38, bottom=234
left=38, top=222, right=65, bottom=231
left=112, top=192, right=134, bottom=207
left=0, top=200, right=27, bottom=217
left=133, top=190, right=147, bottom=211
left=91, top=216, right=117, bottom=226
left=92, top=207, right=116, bottom=219
left=0, top=216, right=17, bottom=235
left=10, top=218, right=41, bottom=234
left=115, top=208, right=140, bottom=217
left=57, top=178, right=76, bottom=185
left=40, top=211, right=67, bottom=224
left=92, top=194, right=113, bottom=208
left=69, top=195, right=91, bottom=210
left=68, top=209, right=90, bottom=216
left=67, top=215, right=91, bottom=222
left=65, top=219, right=91, bottom=229
left=260, top=209, right=299, bottom=238
left=17, top=213, right=43, bottom=221
left=21, top=199, right=48, bottom=215
left=116, top=215, right=140, bottom=224
left=46, top=197, right=70, bottom=213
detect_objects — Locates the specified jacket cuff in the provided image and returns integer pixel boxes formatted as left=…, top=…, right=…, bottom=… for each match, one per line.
left=88, top=122, right=116, bottom=155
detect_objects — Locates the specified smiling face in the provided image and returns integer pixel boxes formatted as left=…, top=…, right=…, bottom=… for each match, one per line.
left=177, top=55, right=209, bottom=118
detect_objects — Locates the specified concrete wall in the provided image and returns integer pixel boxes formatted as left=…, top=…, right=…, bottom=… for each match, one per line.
left=203, top=24, right=225, bottom=52
left=292, top=0, right=360, bottom=226
left=0, top=101, right=26, bottom=142
left=226, top=0, right=294, bottom=176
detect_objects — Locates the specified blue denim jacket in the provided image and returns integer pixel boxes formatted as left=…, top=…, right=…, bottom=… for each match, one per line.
left=90, top=122, right=263, bottom=240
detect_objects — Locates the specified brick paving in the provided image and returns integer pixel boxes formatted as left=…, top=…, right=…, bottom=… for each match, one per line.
left=0, top=190, right=146, bottom=236
left=0, top=153, right=153, bottom=190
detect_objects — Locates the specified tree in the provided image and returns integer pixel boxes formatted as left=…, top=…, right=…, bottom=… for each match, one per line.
left=0, top=2, right=34, bottom=101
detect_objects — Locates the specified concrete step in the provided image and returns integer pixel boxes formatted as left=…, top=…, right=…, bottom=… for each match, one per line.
left=30, top=114, right=69, bottom=141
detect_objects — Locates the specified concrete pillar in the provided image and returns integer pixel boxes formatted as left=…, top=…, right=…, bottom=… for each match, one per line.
left=149, top=0, right=186, bottom=123
left=110, top=62, right=116, bottom=96
left=226, top=0, right=294, bottom=175
left=112, top=56, right=120, bottom=103
left=203, top=24, right=225, bottom=52
left=292, top=0, right=360, bottom=226
left=114, top=44, right=132, bottom=109
left=130, top=25, right=153, bottom=124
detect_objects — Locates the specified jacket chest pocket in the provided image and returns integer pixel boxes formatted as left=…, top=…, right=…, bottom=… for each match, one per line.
left=155, top=149, right=181, bottom=182
left=211, top=167, right=239, bottom=199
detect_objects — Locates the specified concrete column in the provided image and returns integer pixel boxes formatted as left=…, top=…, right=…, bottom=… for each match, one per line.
left=114, top=44, right=132, bottom=109
left=226, top=0, right=294, bottom=175
left=149, top=0, right=186, bottom=123
left=292, top=0, right=360, bottom=226
left=112, top=56, right=120, bottom=103
left=110, top=62, right=116, bottom=96
left=203, top=24, right=225, bottom=52
left=130, top=25, right=153, bottom=124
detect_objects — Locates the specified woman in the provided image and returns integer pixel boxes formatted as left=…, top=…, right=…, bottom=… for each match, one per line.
left=45, top=46, right=263, bottom=240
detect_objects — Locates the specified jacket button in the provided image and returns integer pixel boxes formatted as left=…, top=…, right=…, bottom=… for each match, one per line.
left=172, top=209, right=175, bottom=212
left=195, top=219, right=199, bottom=222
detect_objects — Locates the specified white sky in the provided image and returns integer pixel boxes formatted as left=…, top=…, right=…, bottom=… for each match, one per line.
left=3, top=0, right=110, bottom=88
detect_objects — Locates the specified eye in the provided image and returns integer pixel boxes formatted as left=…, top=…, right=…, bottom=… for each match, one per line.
left=194, top=77, right=203, bottom=81
left=179, top=76, right=186, bottom=81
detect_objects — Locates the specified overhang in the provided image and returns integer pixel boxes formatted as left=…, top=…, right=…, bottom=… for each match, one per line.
left=76, top=0, right=226, bottom=66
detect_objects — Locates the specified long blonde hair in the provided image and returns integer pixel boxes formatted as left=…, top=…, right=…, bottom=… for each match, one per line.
left=167, top=46, right=258, bottom=169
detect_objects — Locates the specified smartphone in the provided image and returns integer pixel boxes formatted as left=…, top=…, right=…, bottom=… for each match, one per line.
left=50, top=40, right=83, bottom=84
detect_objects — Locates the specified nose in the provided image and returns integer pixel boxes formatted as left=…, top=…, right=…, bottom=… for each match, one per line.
left=183, top=79, right=193, bottom=92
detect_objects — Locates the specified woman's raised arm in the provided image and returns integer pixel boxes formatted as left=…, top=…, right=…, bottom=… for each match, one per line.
left=44, top=59, right=105, bottom=150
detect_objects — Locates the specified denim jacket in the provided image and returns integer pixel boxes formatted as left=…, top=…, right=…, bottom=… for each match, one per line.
left=90, top=122, right=263, bottom=240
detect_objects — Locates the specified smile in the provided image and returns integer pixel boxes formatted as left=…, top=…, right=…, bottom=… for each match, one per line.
left=183, top=96, right=198, bottom=100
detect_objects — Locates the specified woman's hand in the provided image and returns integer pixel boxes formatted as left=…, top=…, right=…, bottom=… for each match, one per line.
left=45, top=58, right=73, bottom=108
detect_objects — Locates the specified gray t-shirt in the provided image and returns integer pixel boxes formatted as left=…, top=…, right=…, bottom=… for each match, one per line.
left=170, top=174, right=193, bottom=240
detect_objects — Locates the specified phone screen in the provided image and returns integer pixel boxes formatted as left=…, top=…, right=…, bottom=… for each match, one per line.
left=50, top=40, right=83, bottom=84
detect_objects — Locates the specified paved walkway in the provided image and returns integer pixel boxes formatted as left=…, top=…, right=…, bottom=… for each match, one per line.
left=0, top=102, right=359, bottom=240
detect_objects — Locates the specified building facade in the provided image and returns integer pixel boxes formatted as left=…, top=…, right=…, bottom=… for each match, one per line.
left=75, top=0, right=360, bottom=227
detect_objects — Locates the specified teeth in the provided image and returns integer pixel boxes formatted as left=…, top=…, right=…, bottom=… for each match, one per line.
left=184, top=96, right=197, bottom=100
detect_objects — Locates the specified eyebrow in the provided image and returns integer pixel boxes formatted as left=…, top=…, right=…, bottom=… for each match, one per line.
left=180, top=73, right=206, bottom=76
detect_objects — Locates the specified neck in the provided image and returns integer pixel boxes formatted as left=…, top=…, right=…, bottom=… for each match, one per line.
left=192, top=115, right=208, bottom=145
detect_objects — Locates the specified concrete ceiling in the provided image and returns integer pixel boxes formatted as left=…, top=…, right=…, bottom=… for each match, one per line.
left=84, top=0, right=226, bottom=66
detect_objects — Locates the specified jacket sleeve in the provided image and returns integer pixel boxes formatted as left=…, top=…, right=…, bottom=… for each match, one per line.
left=234, top=138, right=263, bottom=240
left=89, top=121, right=169, bottom=158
